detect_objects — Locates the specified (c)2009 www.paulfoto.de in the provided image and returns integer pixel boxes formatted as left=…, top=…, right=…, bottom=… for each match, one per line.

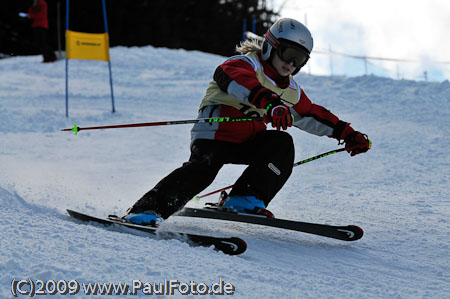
left=11, top=278, right=236, bottom=296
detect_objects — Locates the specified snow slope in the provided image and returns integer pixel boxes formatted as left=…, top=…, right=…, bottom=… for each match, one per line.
left=1, top=46, right=449, bottom=298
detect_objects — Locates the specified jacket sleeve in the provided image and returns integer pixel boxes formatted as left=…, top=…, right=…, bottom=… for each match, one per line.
left=290, top=89, right=353, bottom=140
left=213, top=56, right=276, bottom=109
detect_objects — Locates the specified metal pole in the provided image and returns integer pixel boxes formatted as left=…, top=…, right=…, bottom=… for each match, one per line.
left=61, top=116, right=264, bottom=135
left=305, top=13, right=311, bottom=75
left=242, top=18, right=247, bottom=41
left=56, top=1, right=62, bottom=59
left=65, top=0, right=69, bottom=117
left=101, top=0, right=115, bottom=113
left=364, top=57, right=368, bottom=75
left=329, top=44, right=333, bottom=76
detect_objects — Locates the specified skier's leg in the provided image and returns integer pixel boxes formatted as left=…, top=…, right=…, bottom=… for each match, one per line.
left=229, top=130, right=294, bottom=206
left=128, top=139, right=229, bottom=219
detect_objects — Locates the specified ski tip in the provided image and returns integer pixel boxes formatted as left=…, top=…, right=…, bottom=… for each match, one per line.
left=233, top=237, right=247, bottom=248
left=336, top=225, right=364, bottom=241
left=355, top=226, right=364, bottom=240
left=219, top=237, right=247, bottom=255
left=348, top=225, right=364, bottom=241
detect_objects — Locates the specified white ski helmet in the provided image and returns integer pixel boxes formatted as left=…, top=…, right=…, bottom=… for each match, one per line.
left=261, top=18, right=313, bottom=71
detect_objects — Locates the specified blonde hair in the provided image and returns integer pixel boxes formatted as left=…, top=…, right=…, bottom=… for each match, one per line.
left=235, top=39, right=262, bottom=54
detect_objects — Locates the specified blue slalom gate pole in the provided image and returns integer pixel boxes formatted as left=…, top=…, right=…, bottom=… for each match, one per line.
left=65, top=0, right=69, bottom=117
left=101, top=0, right=115, bottom=113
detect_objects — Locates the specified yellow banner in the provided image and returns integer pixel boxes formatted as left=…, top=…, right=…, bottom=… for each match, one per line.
left=66, top=30, right=110, bottom=61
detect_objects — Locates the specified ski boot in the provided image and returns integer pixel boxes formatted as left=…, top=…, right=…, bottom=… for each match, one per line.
left=122, top=208, right=163, bottom=227
left=217, top=191, right=274, bottom=218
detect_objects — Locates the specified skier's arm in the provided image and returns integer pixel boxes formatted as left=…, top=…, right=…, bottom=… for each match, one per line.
left=290, top=90, right=342, bottom=137
left=291, top=90, right=370, bottom=155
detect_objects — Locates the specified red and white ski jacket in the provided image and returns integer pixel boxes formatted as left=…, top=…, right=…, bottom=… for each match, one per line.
left=191, top=52, right=352, bottom=144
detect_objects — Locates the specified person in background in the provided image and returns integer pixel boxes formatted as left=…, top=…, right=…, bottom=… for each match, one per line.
left=123, top=18, right=371, bottom=225
left=28, top=0, right=57, bottom=62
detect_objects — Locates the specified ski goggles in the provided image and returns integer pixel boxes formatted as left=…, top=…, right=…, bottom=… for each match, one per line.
left=275, top=41, right=310, bottom=68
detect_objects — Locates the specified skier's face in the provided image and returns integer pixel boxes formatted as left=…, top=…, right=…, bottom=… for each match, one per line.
left=272, top=53, right=296, bottom=76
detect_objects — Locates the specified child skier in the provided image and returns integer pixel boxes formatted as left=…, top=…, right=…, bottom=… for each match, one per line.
left=123, top=18, right=370, bottom=225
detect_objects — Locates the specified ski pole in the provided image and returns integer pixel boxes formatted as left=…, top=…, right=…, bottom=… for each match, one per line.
left=292, top=148, right=345, bottom=166
left=61, top=116, right=263, bottom=135
left=196, top=148, right=346, bottom=199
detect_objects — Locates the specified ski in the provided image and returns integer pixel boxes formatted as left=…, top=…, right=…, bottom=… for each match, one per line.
left=66, top=209, right=246, bottom=255
left=177, top=207, right=363, bottom=241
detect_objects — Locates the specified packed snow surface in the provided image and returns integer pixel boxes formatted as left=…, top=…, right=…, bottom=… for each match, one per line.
left=1, top=46, right=449, bottom=298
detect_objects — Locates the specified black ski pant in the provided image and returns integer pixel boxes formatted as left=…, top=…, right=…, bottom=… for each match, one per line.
left=131, top=130, right=295, bottom=219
